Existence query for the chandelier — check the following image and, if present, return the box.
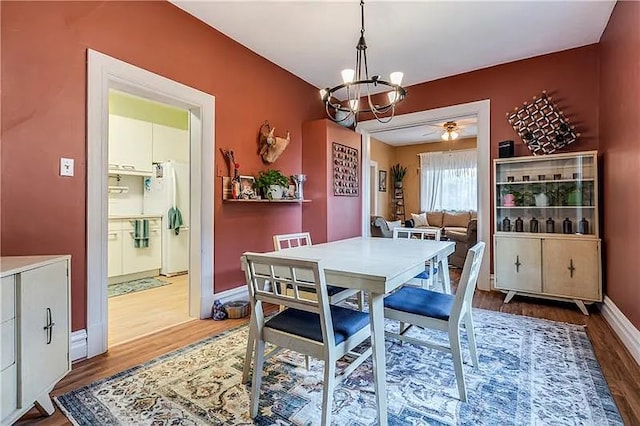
[320,0,407,126]
[441,121,459,141]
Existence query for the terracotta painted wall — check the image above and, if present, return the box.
[599,1,640,329]
[370,137,394,219]
[1,1,323,331]
[302,119,361,243]
[394,138,478,218]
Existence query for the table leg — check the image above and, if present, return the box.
[369,291,388,426]
[438,256,452,294]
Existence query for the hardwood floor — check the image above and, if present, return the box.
[108,274,192,347]
[18,276,640,425]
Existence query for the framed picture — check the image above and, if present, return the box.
[332,142,359,196]
[239,175,257,199]
[378,170,387,192]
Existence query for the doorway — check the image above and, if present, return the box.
[357,100,491,291]
[86,50,215,358]
[107,90,192,346]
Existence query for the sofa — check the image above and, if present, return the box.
[404,210,477,268]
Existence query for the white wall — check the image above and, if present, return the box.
[108,175,144,215]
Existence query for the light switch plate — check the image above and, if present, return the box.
[60,157,74,177]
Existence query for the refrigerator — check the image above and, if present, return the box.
[144,161,190,276]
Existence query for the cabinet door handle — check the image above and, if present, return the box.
[108,163,120,169]
[121,165,136,170]
[514,255,522,273]
[568,258,576,278]
[43,307,55,344]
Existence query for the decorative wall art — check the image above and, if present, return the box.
[378,170,387,192]
[258,121,290,164]
[506,91,581,156]
[332,142,359,196]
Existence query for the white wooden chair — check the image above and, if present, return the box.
[392,227,445,292]
[383,241,486,402]
[242,232,365,380]
[242,253,372,425]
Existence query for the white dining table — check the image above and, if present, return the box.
[246,236,455,426]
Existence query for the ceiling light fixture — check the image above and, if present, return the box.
[441,121,459,141]
[320,0,407,126]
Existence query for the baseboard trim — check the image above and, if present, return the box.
[600,296,640,367]
[71,329,88,362]
[213,285,249,305]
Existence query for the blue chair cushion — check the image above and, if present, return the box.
[384,286,454,321]
[265,305,369,345]
[414,267,438,280]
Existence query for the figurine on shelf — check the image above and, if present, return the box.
[292,174,307,200]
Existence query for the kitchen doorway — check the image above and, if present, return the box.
[86,50,214,358]
[107,91,192,346]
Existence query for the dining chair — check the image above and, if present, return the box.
[383,241,486,402]
[242,231,365,381]
[392,227,445,292]
[242,253,372,424]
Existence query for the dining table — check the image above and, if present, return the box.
[243,236,455,426]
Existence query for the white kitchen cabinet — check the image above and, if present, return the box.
[493,151,601,314]
[108,217,162,281]
[1,256,71,425]
[109,114,153,176]
[152,123,189,164]
[108,219,123,277]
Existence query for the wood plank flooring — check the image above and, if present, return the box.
[18,273,640,425]
[108,274,192,347]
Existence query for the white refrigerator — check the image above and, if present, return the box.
[144,161,190,276]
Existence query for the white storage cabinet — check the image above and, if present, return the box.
[1,255,71,425]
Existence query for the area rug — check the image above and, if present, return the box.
[55,310,623,425]
[108,277,170,298]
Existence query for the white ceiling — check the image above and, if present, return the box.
[170,0,615,145]
[372,116,478,145]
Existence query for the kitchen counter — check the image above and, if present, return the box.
[109,214,163,219]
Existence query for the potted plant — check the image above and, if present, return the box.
[390,163,407,188]
[254,169,290,200]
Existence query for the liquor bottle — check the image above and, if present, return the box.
[563,218,573,234]
[502,217,511,232]
[578,218,589,234]
[529,217,539,233]
[515,217,524,232]
[546,217,555,233]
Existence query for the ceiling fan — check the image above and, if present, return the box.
[420,118,476,141]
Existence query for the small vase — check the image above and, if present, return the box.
[502,217,511,232]
[578,218,589,234]
[546,217,555,233]
[503,194,515,207]
[515,217,524,232]
[563,218,573,234]
[530,217,539,233]
[394,181,403,189]
[534,193,549,207]
[267,185,283,200]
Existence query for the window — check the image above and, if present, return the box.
[419,150,477,212]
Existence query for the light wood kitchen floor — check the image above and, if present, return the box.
[108,274,193,347]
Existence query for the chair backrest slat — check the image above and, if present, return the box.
[451,241,486,323]
[242,252,335,346]
[273,232,312,250]
[393,227,441,241]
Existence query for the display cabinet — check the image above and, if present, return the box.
[493,150,601,314]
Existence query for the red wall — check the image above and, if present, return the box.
[599,1,640,329]
[302,119,362,243]
[0,1,323,331]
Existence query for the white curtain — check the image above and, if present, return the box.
[419,150,477,212]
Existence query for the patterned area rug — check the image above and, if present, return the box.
[108,277,170,298]
[55,310,623,425]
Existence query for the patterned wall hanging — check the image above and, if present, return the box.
[332,142,359,196]
[506,90,581,155]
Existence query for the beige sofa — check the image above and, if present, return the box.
[405,210,478,268]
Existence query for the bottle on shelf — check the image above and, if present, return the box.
[515,217,523,232]
[578,218,589,235]
[502,217,511,232]
[563,218,573,234]
[546,217,555,233]
[530,217,539,233]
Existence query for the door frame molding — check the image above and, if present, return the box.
[369,160,379,221]
[86,50,215,357]
[357,99,491,291]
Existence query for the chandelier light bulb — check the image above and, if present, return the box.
[390,72,404,86]
[442,132,449,141]
[387,91,397,103]
[450,131,459,140]
[320,88,328,100]
[349,99,359,111]
[341,69,355,84]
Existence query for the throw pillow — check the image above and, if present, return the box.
[410,212,428,227]
[386,220,402,230]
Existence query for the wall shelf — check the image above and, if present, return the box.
[223,199,311,204]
